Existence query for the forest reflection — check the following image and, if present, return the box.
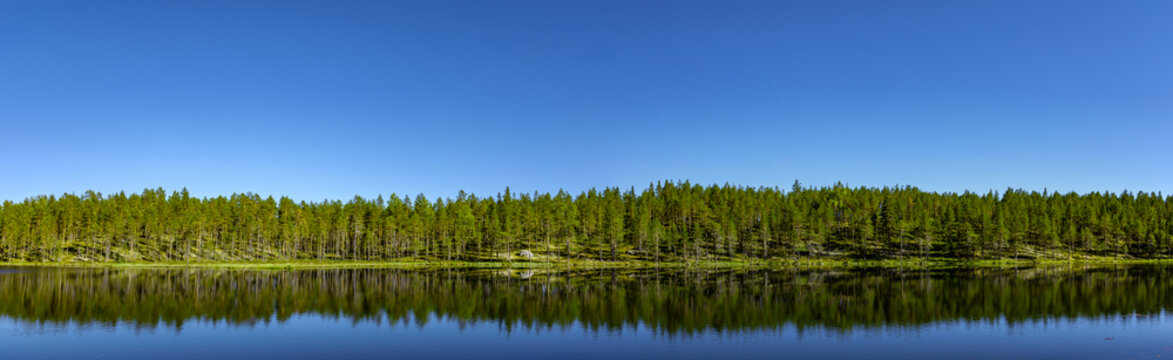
[0,265,1169,335]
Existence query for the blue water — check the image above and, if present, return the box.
[1,266,1171,359]
[4,312,1172,359]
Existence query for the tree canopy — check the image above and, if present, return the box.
[0,181,1169,262]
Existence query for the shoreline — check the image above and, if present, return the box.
[3,257,1171,270]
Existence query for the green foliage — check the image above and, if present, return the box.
[0,182,1170,262]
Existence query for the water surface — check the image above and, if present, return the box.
[1,266,1171,359]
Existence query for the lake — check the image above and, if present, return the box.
[1,265,1170,359]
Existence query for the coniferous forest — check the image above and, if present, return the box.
[0,181,1170,263]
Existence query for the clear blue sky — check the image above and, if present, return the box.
[2,1,1170,202]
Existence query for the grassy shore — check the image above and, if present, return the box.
[3,256,1172,270]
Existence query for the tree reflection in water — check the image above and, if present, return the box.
[0,265,1166,335]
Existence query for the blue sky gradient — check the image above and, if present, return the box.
[2,1,1170,201]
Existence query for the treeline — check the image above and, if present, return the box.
[0,181,1170,262]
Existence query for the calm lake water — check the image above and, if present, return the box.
[1,266,1171,359]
